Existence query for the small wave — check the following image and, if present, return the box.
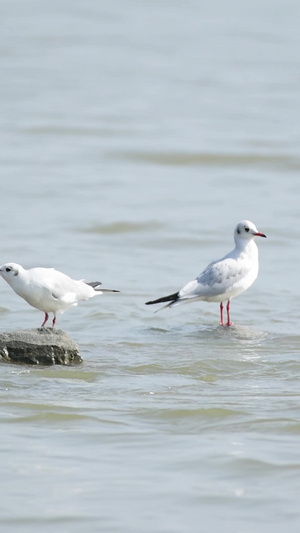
[3,411,98,424]
[82,220,164,235]
[152,407,245,419]
[24,126,133,138]
[107,150,300,170]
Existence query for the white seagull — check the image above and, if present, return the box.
[0,263,119,327]
[146,220,266,326]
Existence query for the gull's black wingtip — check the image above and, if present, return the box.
[145,292,179,306]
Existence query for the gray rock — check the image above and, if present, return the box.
[0,328,82,365]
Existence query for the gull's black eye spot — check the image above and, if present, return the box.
[237,228,241,234]
[245,227,250,232]
[5,267,12,272]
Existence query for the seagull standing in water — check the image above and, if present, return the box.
[146,220,266,326]
[0,263,119,327]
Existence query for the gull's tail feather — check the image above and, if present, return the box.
[86,281,120,293]
[145,291,179,307]
[100,288,120,293]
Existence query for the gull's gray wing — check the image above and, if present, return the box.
[178,256,244,300]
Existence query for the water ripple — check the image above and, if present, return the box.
[108,150,300,170]
[81,220,164,234]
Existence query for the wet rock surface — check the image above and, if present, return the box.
[0,328,82,365]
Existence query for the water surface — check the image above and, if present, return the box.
[1,1,300,532]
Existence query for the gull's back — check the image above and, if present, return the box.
[9,267,97,313]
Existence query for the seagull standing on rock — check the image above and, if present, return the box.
[146,220,266,326]
[0,263,119,327]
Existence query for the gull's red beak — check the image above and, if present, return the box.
[254,232,267,238]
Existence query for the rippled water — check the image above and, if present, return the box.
[1,0,300,531]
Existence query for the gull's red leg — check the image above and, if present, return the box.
[41,312,49,327]
[226,300,234,326]
[220,302,225,326]
[52,315,57,328]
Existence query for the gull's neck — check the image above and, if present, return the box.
[234,238,258,256]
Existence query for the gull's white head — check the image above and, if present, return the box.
[234,220,266,244]
[0,263,22,281]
